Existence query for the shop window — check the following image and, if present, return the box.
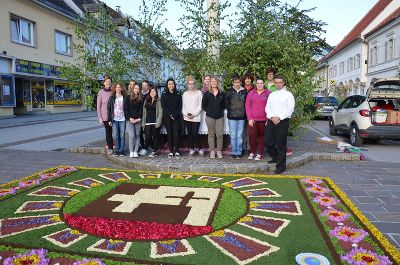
[46,81,80,105]
[55,31,71,55]
[0,75,15,107]
[10,15,34,46]
[46,80,55,103]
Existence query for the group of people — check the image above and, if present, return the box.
[96,68,295,174]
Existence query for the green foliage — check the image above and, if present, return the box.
[58,6,137,108]
[179,0,328,132]
[178,0,231,80]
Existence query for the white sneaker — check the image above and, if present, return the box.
[149,151,157,158]
[133,152,138,158]
[129,152,134,158]
[168,152,174,158]
[189,149,195,156]
[254,154,262,161]
[198,150,204,156]
[248,153,255,160]
[107,149,114,155]
[175,152,181,158]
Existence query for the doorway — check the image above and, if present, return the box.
[31,81,45,109]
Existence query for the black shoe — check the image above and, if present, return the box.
[114,151,120,156]
[267,159,277,164]
[274,168,286,174]
[236,155,242,159]
[230,154,237,158]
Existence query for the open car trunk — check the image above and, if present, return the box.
[367,78,400,126]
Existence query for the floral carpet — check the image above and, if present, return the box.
[0,166,399,265]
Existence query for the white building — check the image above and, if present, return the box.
[365,7,400,85]
[316,0,400,98]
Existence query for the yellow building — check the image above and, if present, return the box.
[0,0,84,117]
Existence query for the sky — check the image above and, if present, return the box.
[103,0,378,47]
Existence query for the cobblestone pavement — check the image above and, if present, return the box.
[0,149,399,249]
[86,126,338,156]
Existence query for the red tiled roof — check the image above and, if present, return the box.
[325,0,392,60]
[365,6,400,37]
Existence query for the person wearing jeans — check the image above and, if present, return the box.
[107,82,128,156]
[124,83,143,158]
[182,76,203,156]
[97,76,113,154]
[202,77,226,158]
[226,75,247,158]
[161,78,182,157]
[245,77,270,161]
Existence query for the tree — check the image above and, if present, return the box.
[177,0,231,82]
[58,4,138,108]
[178,0,328,132]
[59,1,182,108]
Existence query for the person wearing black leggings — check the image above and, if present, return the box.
[161,78,182,157]
[182,76,203,156]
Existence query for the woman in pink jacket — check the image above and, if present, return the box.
[245,77,271,160]
[97,76,113,155]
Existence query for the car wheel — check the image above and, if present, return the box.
[329,118,337,136]
[350,124,363,146]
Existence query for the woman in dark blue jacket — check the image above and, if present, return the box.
[161,78,182,157]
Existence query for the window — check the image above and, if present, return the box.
[355,54,360,68]
[347,57,353,72]
[55,31,71,55]
[349,96,366,108]
[334,65,337,77]
[10,15,34,46]
[339,97,352,109]
[370,46,378,65]
[385,39,394,60]
[339,62,344,75]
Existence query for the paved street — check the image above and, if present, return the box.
[0,113,399,249]
[310,119,400,163]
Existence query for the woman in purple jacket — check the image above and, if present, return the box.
[245,77,271,160]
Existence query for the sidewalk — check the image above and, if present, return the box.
[71,127,360,173]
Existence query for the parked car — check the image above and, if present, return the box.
[313,96,339,117]
[329,78,400,146]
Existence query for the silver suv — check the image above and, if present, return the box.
[329,78,400,146]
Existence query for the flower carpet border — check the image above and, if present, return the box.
[0,166,398,265]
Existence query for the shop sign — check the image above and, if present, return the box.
[15,59,60,77]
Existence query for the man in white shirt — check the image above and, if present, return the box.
[264,75,295,174]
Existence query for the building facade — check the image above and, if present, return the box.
[0,0,184,117]
[365,8,400,85]
[0,0,84,117]
[316,0,400,98]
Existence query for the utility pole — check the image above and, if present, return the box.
[207,0,220,59]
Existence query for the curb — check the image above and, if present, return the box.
[70,147,360,173]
